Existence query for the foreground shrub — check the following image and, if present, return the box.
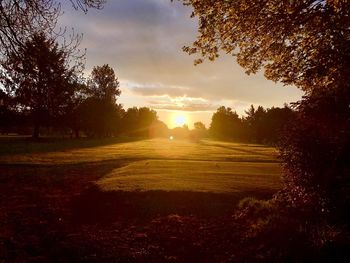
[279,87,350,222]
[233,196,350,262]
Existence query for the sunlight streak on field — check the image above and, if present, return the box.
[0,139,279,165]
[97,160,281,193]
[0,138,281,196]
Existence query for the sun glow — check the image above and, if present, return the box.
[173,112,187,127]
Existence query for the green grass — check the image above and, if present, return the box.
[98,160,281,193]
[0,137,281,194]
[0,138,278,164]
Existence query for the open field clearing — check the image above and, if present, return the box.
[0,137,281,194]
[0,138,278,165]
[0,137,282,262]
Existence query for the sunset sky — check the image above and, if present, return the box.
[60,0,303,128]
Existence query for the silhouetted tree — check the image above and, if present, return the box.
[138,107,158,137]
[149,120,169,138]
[210,106,242,140]
[1,33,77,138]
[190,121,207,141]
[87,64,121,103]
[122,107,139,137]
[262,106,295,144]
[122,107,158,137]
[171,124,190,139]
[79,98,124,137]
[243,105,294,144]
[0,0,105,58]
[61,81,89,138]
[0,89,16,134]
[77,64,122,137]
[243,105,266,143]
[194,121,206,131]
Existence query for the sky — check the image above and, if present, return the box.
[59,0,303,129]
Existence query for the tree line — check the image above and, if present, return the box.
[0,33,294,143]
[209,105,295,144]
[166,104,295,144]
[0,33,163,139]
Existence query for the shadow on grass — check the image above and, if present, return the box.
[0,160,278,262]
[71,185,275,225]
[0,161,129,262]
[0,136,143,156]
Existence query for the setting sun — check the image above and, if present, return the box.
[173,113,187,127]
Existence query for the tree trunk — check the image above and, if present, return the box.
[33,124,40,139]
[75,128,80,138]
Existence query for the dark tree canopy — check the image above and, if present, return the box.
[78,98,124,137]
[181,0,350,93]
[194,121,206,131]
[0,0,105,58]
[191,121,207,140]
[72,64,122,137]
[1,33,77,137]
[87,64,121,103]
[210,106,242,139]
[243,105,295,144]
[122,107,158,137]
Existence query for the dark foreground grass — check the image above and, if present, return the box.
[0,136,139,156]
[0,138,281,262]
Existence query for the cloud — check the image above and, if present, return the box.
[126,82,190,97]
[58,0,304,124]
[145,95,217,112]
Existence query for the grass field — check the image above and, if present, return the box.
[0,137,282,262]
[0,137,281,193]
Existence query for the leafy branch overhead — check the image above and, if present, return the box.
[180,0,350,92]
[0,0,105,58]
